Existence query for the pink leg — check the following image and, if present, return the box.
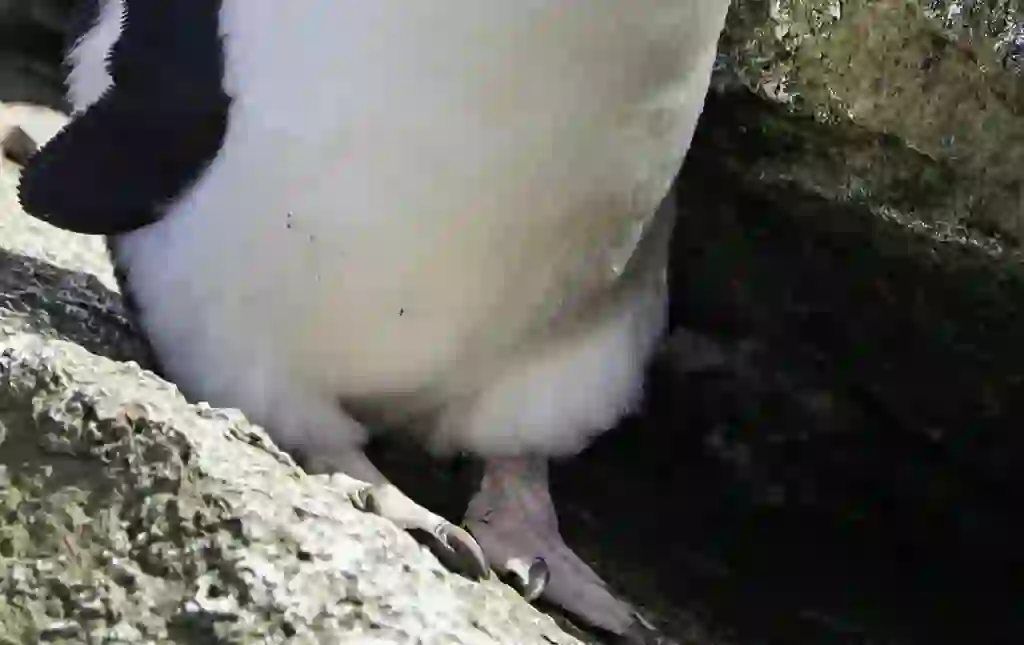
[464,456,671,644]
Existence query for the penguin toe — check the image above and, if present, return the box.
[348,480,489,581]
[421,521,490,582]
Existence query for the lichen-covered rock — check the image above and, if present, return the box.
[0,103,583,645]
[717,0,1024,244]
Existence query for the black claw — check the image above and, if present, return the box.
[349,489,489,581]
[522,557,549,602]
[493,556,549,602]
[350,486,375,513]
[426,522,490,581]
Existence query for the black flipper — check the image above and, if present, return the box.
[18,0,232,236]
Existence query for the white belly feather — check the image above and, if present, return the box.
[69,0,730,456]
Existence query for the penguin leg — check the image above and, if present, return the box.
[307,447,489,581]
[465,456,668,644]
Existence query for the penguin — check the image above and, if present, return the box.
[18,1,733,642]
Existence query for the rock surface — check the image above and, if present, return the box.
[719,0,1023,243]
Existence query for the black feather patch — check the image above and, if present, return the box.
[18,0,231,236]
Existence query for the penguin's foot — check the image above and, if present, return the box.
[464,456,673,644]
[308,449,489,581]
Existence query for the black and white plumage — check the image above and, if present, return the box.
[18,2,732,642]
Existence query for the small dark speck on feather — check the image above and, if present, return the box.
[399,308,405,316]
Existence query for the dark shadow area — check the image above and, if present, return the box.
[554,91,1024,644]
[0,3,71,111]
[0,246,145,363]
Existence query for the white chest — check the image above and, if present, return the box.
[91,0,730,403]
